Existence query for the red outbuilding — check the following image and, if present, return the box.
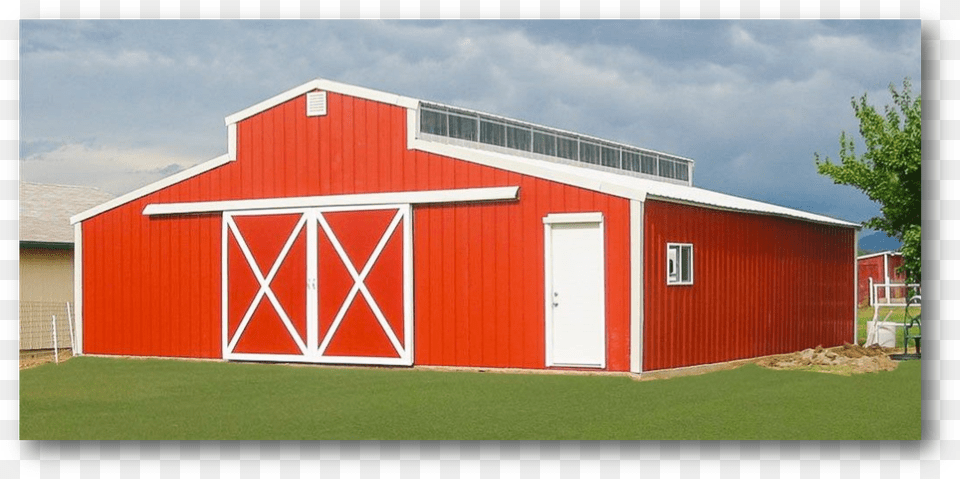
[857,251,907,307]
[71,79,858,373]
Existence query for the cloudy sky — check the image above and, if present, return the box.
[19,20,920,233]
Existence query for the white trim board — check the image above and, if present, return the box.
[71,154,233,224]
[853,230,859,345]
[73,222,83,356]
[143,186,519,216]
[542,212,604,224]
[629,200,643,374]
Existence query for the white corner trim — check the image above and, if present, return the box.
[542,212,604,225]
[228,123,237,162]
[71,154,234,224]
[402,203,415,365]
[407,106,419,151]
[224,78,419,126]
[543,221,554,368]
[853,230,859,345]
[630,200,643,374]
[144,186,520,216]
[73,222,83,356]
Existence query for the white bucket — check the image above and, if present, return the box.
[866,321,899,348]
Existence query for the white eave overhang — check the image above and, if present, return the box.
[410,140,859,229]
[858,250,902,260]
[70,154,234,225]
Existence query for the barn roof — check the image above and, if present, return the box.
[20,182,115,244]
[71,78,859,228]
[858,251,902,260]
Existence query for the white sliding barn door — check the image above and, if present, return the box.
[222,205,413,365]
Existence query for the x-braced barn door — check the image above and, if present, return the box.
[223,205,412,365]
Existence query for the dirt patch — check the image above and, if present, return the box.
[20,349,73,370]
[756,343,899,375]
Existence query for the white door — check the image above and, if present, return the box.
[544,213,606,368]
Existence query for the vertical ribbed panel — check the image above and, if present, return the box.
[642,200,855,371]
[81,92,633,371]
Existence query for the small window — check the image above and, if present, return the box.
[667,243,693,285]
[641,153,657,175]
[420,108,447,136]
[556,135,578,160]
[448,114,477,141]
[533,130,556,156]
[579,142,600,164]
[505,125,531,151]
[622,151,640,172]
[601,146,619,168]
[479,120,505,146]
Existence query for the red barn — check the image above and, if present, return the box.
[70,79,858,373]
[857,251,907,307]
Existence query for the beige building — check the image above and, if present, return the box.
[20,182,114,350]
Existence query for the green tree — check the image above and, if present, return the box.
[815,78,921,283]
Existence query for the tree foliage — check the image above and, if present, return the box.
[815,79,921,283]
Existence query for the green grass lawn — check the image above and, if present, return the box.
[857,305,921,349]
[20,357,920,440]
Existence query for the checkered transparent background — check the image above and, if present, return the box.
[2,1,955,477]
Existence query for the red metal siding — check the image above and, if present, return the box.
[857,256,883,306]
[643,200,855,371]
[82,92,632,370]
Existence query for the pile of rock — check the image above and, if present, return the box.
[757,343,898,374]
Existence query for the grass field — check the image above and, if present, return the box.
[857,305,921,350]
[20,357,920,440]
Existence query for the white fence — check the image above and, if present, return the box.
[868,278,919,307]
[19,301,75,351]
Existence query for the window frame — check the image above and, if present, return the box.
[666,243,694,285]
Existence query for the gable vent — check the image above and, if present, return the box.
[306,91,327,116]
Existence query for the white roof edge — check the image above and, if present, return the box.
[71,154,232,224]
[225,78,419,126]
[858,250,902,260]
[645,194,860,228]
[412,139,857,228]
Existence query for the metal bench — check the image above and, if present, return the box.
[903,295,921,356]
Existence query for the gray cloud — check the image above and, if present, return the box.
[19,20,920,225]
